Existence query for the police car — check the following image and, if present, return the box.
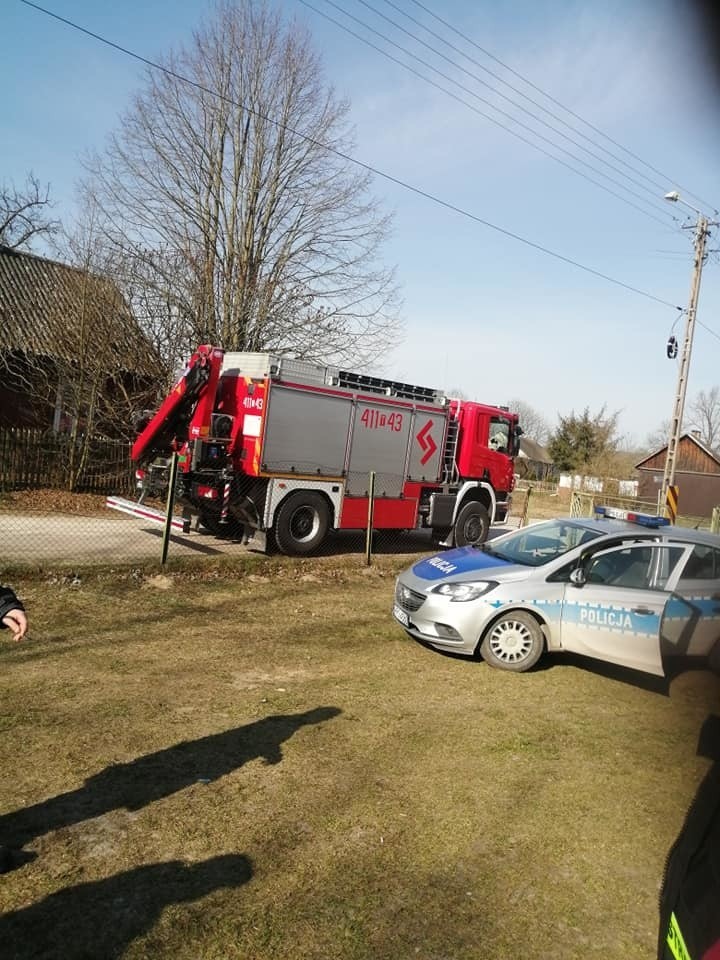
[392,507,720,675]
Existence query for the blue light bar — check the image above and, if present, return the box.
[594,505,671,527]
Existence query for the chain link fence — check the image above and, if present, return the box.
[9,429,720,576]
[1,438,521,571]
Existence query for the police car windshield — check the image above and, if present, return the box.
[482,520,602,567]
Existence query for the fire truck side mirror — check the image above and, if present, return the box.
[510,426,523,457]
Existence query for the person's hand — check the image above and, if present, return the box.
[2,609,28,641]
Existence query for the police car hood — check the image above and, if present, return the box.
[410,546,532,584]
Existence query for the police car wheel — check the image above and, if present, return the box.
[480,612,544,672]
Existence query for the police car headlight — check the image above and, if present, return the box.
[432,581,497,602]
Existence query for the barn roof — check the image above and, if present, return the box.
[635,432,720,472]
[0,244,161,378]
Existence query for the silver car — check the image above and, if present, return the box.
[392,508,720,675]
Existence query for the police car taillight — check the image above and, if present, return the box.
[594,505,670,527]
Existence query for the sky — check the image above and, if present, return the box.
[3,0,720,449]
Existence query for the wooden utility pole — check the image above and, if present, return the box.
[660,209,711,515]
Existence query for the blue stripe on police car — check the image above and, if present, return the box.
[412,546,512,580]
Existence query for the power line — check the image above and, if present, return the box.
[16,0,684,312]
[301,0,679,229]
[403,0,720,216]
[352,0,675,210]
[698,319,720,344]
[380,0,671,196]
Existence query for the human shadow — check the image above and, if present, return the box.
[1,853,252,960]
[0,706,341,850]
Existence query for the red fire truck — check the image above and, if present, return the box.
[114,345,521,555]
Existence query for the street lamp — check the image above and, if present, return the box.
[658,192,714,518]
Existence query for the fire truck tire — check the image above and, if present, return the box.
[453,501,490,547]
[273,492,330,555]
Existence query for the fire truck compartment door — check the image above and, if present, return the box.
[406,410,445,483]
[262,385,352,475]
[346,402,412,496]
[345,404,445,495]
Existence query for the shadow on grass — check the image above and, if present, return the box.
[542,651,672,694]
[401,630,716,697]
[547,651,720,695]
[1,853,253,960]
[1,706,341,850]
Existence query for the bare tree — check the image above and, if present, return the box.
[83,0,401,373]
[506,398,550,444]
[645,420,672,452]
[687,387,720,450]
[0,172,60,250]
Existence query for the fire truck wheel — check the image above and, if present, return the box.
[479,611,544,672]
[274,492,330,555]
[453,501,490,547]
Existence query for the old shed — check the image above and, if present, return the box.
[0,244,162,435]
[635,433,720,518]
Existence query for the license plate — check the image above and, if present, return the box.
[393,604,410,627]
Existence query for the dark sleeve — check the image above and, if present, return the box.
[0,585,25,626]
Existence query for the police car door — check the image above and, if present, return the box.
[560,543,680,676]
[663,543,720,661]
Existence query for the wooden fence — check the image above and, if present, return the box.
[0,427,134,494]
[569,490,713,530]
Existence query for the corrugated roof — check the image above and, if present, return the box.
[0,245,161,378]
[519,436,553,463]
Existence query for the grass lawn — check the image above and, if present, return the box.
[0,554,717,959]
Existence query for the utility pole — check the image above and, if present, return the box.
[659,192,716,516]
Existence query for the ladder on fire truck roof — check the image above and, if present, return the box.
[335,369,444,404]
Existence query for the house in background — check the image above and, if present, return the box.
[635,432,720,518]
[0,244,162,436]
[516,436,554,481]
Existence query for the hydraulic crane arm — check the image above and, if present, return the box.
[131,345,224,464]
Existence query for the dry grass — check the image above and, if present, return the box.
[0,554,717,959]
[0,489,109,516]
[514,485,573,521]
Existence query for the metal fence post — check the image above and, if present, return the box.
[365,471,376,566]
[161,452,180,565]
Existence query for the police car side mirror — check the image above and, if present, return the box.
[570,568,586,587]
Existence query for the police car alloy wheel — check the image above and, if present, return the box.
[479,611,545,672]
